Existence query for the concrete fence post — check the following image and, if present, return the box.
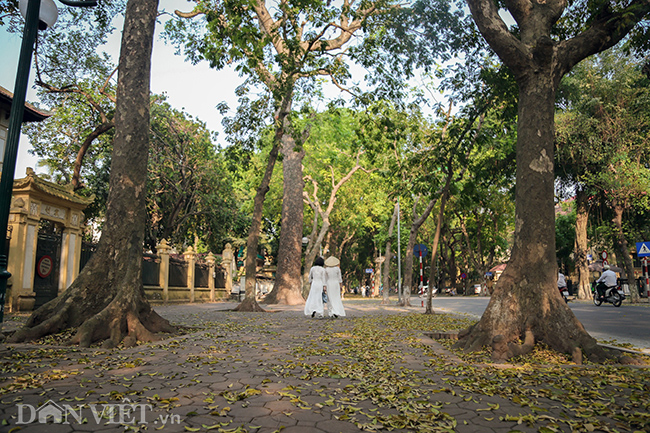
[157,239,171,303]
[206,252,216,302]
[184,246,196,303]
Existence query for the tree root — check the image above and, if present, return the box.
[234,297,267,312]
[491,328,534,362]
[7,304,70,344]
[8,288,175,348]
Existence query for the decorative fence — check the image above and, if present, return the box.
[143,240,232,304]
[81,240,235,304]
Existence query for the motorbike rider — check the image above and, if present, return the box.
[558,271,567,290]
[595,264,617,299]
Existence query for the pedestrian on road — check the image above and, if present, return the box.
[324,256,346,318]
[304,256,327,318]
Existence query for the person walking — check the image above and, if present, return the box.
[324,256,346,318]
[304,257,327,318]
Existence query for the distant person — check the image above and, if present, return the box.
[324,256,346,318]
[304,257,327,318]
[558,271,567,290]
[595,264,617,299]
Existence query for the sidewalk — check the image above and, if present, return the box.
[0,300,648,432]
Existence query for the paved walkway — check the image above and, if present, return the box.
[0,300,648,432]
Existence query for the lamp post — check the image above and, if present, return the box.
[0,0,96,325]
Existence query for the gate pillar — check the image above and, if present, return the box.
[6,169,92,311]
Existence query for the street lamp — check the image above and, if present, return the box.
[0,0,97,325]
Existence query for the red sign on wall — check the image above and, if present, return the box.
[37,255,53,278]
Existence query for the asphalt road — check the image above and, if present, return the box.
[419,295,650,352]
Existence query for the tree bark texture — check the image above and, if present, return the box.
[456,81,603,360]
[9,0,174,347]
[234,141,279,312]
[263,133,305,305]
[612,200,639,303]
[236,98,291,312]
[401,197,438,307]
[574,188,591,299]
[382,202,399,305]
[458,0,649,362]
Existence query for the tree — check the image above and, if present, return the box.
[147,97,244,253]
[556,50,650,301]
[168,0,398,308]
[456,0,650,362]
[16,1,125,191]
[299,110,371,296]
[9,0,174,347]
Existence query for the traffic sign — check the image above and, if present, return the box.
[636,242,650,257]
[460,272,467,279]
[413,244,428,258]
[37,255,53,278]
[601,251,608,259]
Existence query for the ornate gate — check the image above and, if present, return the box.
[33,230,62,309]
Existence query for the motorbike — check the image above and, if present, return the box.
[559,286,569,303]
[591,281,625,307]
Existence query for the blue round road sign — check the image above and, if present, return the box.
[413,244,428,258]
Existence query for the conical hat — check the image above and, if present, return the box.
[324,256,340,267]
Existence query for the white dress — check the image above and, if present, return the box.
[325,266,346,317]
[304,266,327,317]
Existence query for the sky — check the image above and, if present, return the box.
[0,0,246,179]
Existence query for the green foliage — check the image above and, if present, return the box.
[146,96,247,253]
[556,211,576,274]
[556,48,650,251]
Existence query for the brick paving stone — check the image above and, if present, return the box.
[5,422,74,433]
[290,408,330,422]
[2,301,648,433]
[264,399,298,413]
[283,423,324,432]
[226,403,272,419]
[316,418,365,432]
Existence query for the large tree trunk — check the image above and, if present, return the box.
[263,132,305,305]
[456,76,604,362]
[9,0,174,347]
[235,97,291,312]
[400,197,437,307]
[612,200,639,303]
[574,187,591,299]
[233,142,279,312]
[382,202,399,305]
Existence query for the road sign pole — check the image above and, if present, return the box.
[643,257,650,299]
[419,251,423,291]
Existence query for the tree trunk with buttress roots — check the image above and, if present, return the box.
[234,98,290,312]
[458,0,650,363]
[381,202,398,305]
[613,200,640,303]
[574,188,591,299]
[9,0,175,348]
[455,77,608,362]
[263,130,306,305]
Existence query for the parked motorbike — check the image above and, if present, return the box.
[559,286,569,303]
[591,282,625,307]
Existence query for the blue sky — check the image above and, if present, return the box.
[0,0,244,178]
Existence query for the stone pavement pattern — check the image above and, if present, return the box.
[0,300,648,433]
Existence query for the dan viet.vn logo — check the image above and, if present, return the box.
[16,399,181,426]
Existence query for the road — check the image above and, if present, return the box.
[419,295,650,352]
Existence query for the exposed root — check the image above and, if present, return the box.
[234,297,267,312]
[8,285,175,348]
[491,328,534,362]
[7,306,70,343]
